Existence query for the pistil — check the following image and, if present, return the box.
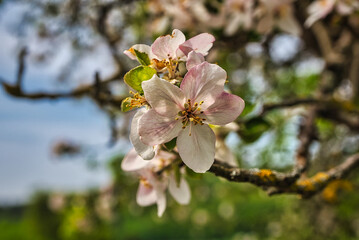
[175,99,206,135]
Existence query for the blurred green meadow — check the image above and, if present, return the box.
[1,154,358,240]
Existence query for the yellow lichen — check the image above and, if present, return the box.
[256,169,276,182]
[295,172,330,192]
[296,179,315,191]
[322,180,353,203]
[311,172,330,183]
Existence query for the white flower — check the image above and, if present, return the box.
[122,148,191,217]
[124,29,215,72]
[257,0,302,36]
[138,62,245,173]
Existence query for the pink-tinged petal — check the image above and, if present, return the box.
[124,44,154,60]
[186,51,205,70]
[180,62,226,109]
[151,29,186,60]
[157,150,177,162]
[156,189,167,217]
[168,174,191,205]
[123,50,137,60]
[305,0,335,27]
[177,124,216,173]
[130,109,155,160]
[138,109,182,146]
[204,92,245,125]
[142,75,185,117]
[136,182,157,206]
[179,33,215,56]
[121,148,150,171]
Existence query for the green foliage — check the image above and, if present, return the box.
[273,69,320,99]
[120,97,133,112]
[134,49,151,66]
[124,66,156,93]
[164,138,177,151]
[238,117,271,143]
[316,118,336,140]
[1,160,359,240]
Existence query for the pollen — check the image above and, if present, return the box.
[126,91,147,110]
[175,99,206,135]
[140,177,153,189]
[128,47,136,56]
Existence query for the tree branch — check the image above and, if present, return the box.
[209,153,359,198]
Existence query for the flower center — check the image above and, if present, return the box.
[175,99,206,133]
[140,177,153,189]
[125,91,147,110]
[152,57,179,79]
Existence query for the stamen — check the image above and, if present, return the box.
[140,177,152,188]
[126,91,147,109]
[175,99,206,130]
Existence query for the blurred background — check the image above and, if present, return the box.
[1,0,359,239]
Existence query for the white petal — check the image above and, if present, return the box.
[180,62,226,109]
[177,124,216,173]
[124,44,155,60]
[178,33,215,56]
[130,109,155,160]
[156,189,167,217]
[168,174,191,205]
[132,44,155,59]
[123,50,137,60]
[186,51,205,70]
[142,75,185,117]
[138,109,183,146]
[121,148,150,171]
[204,92,245,126]
[151,29,186,60]
[136,182,157,206]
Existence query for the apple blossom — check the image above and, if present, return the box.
[138,62,245,173]
[305,0,359,27]
[124,29,215,78]
[122,148,191,217]
[186,51,205,70]
[257,0,302,36]
[224,0,254,36]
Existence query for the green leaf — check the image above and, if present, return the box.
[124,66,156,93]
[134,49,151,66]
[240,102,256,117]
[164,138,177,151]
[121,97,133,112]
[238,117,271,143]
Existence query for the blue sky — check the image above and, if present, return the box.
[0,2,130,205]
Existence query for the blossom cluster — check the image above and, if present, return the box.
[146,0,359,36]
[121,29,245,216]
